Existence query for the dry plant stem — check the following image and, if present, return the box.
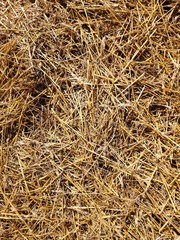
[0,0,180,239]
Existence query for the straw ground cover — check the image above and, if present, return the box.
[0,0,179,239]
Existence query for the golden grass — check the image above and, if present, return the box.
[0,0,180,239]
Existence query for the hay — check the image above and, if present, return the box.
[0,0,179,239]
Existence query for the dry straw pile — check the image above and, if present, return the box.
[0,0,179,239]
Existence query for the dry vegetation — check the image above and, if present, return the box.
[0,0,180,239]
